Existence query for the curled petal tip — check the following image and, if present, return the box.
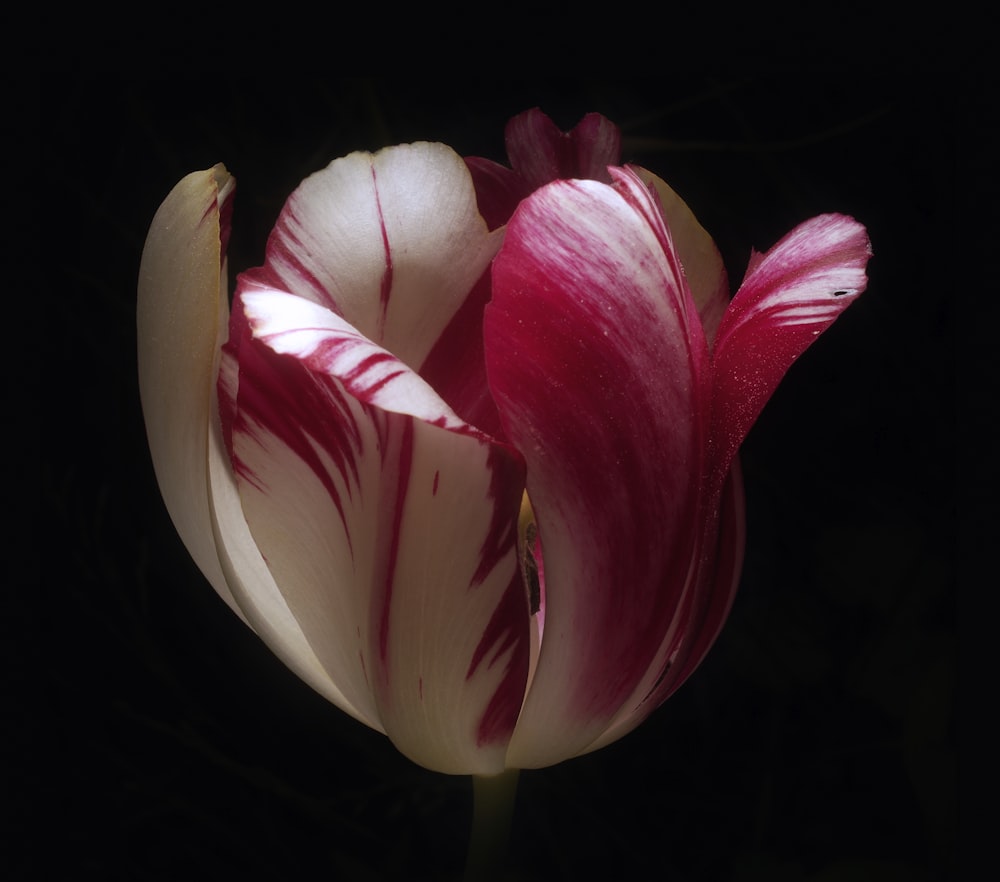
[709,211,872,484]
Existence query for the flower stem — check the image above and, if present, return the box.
[464,769,519,882]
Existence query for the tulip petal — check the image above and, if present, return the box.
[464,156,530,231]
[249,142,503,373]
[504,108,621,188]
[206,406,381,728]
[579,462,746,754]
[417,269,508,442]
[137,165,242,615]
[486,170,710,768]
[138,166,371,721]
[710,214,872,483]
[635,167,730,347]
[226,288,529,774]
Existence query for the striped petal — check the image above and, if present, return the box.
[138,165,375,722]
[579,462,745,755]
[226,288,530,775]
[486,169,710,769]
[709,214,872,485]
[250,142,503,373]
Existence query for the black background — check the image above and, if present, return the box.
[24,74,956,880]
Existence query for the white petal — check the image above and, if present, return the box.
[258,141,503,371]
[228,290,530,773]
[137,165,243,616]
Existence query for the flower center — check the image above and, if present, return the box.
[518,491,541,615]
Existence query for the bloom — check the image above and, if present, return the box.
[138,111,871,775]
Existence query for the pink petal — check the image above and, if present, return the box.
[709,213,872,485]
[485,171,711,768]
[504,108,621,189]
[580,461,746,754]
[226,288,530,774]
[465,110,621,232]
[464,156,531,231]
[417,269,508,442]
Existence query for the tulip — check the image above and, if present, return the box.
[138,110,871,779]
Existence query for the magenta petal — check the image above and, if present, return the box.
[565,112,624,181]
[710,213,872,484]
[418,269,507,441]
[464,157,531,231]
[486,174,709,767]
[504,108,621,188]
[580,462,746,755]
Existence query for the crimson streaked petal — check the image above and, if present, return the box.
[486,174,710,768]
[228,291,529,774]
[417,269,508,441]
[206,398,381,728]
[660,460,747,694]
[240,286,470,430]
[250,142,502,372]
[579,462,746,755]
[710,213,872,482]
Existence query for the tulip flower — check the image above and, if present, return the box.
[138,110,871,780]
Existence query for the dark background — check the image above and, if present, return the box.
[23,74,955,880]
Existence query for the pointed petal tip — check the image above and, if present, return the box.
[138,165,239,611]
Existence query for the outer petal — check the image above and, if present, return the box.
[247,142,503,372]
[138,166,372,722]
[579,462,745,754]
[227,289,529,775]
[486,170,710,768]
[137,165,241,614]
[710,214,872,485]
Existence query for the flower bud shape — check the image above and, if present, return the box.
[138,110,871,774]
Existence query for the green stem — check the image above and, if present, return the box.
[463,769,520,882]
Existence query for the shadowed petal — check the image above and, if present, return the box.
[464,157,530,231]
[505,108,621,188]
[579,463,745,755]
